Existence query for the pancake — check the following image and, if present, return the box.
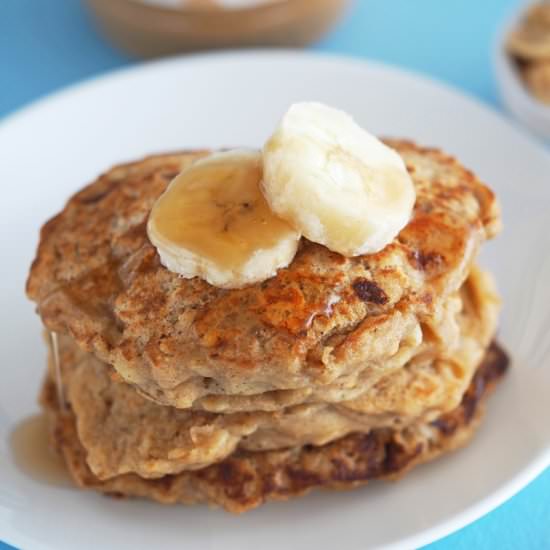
[41,342,509,513]
[44,267,498,479]
[27,142,501,409]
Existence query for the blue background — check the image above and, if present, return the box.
[1,1,549,548]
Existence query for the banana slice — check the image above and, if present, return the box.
[147,150,300,289]
[262,102,416,257]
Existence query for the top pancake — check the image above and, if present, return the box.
[26,141,501,408]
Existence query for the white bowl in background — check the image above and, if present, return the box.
[494,0,550,141]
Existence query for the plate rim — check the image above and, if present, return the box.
[2,47,550,161]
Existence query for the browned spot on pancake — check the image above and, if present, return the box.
[421,293,433,306]
[432,342,509,430]
[253,266,343,334]
[162,171,180,181]
[79,187,115,205]
[430,417,458,436]
[286,467,321,488]
[482,345,510,382]
[409,250,444,271]
[219,461,237,484]
[352,278,388,304]
[384,441,418,474]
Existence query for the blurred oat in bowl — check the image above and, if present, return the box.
[507,2,550,62]
[523,61,550,104]
[86,0,351,57]
[507,1,550,104]
[495,1,550,140]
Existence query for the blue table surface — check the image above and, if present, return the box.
[1,1,549,548]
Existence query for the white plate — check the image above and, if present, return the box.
[1,51,549,550]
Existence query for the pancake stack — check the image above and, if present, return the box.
[26,141,508,512]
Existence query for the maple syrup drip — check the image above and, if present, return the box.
[10,414,71,488]
[304,293,342,329]
[49,331,66,412]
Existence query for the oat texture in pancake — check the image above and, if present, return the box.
[43,266,499,479]
[27,142,501,409]
[41,343,509,513]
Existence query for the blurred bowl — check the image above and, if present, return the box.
[494,0,550,141]
[86,0,351,58]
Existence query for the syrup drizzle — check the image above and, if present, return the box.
[49,331,66,412]
[304,293,342,329]
[10,414,71,488]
